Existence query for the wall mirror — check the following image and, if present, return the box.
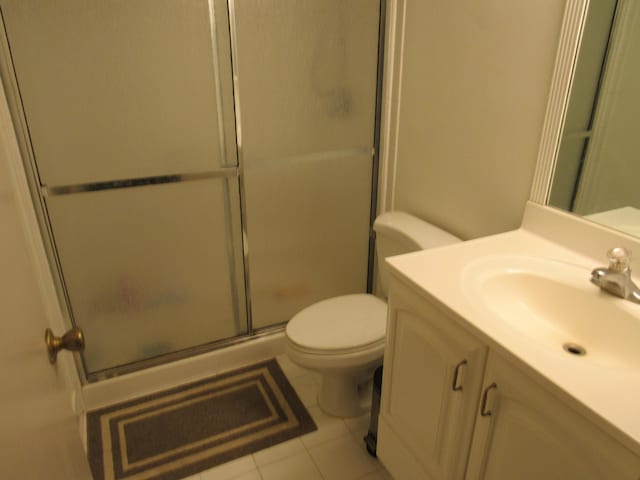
[533,0,640,237]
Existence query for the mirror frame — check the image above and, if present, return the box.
[530,0,590,204]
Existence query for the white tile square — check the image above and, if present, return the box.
[308,435,380,480]
[228,471,262,480]
[252,437,306,467]
[200,455,257,480]
[344,413,371,443]
[258,451,323,480]
[356,469,394,480]
[301,405,351,448]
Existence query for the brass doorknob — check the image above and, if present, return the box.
[45,327,85,364]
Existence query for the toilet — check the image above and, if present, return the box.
[285,211,461,417]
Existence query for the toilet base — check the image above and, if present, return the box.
[284,340,384,418]
[318,373,373,418]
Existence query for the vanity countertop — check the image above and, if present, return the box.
[385,203,640,456]
[586,206,640,238]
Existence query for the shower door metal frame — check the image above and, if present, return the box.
[227,0,387,316]
[369,0,387,293]
[0,0,247,383]
[0,0,387,383]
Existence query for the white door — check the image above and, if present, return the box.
[0,85,92,478]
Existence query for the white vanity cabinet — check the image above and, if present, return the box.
[377,279,488,480]
[466,352,640,480]
[378,276,640,480]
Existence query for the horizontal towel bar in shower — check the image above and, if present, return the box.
[42,168,239,196]
[243,148,375,170]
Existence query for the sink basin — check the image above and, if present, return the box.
[463,255,640,371]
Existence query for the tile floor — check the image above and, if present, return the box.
[179,355,393,480]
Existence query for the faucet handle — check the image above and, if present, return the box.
[607,247,631,272]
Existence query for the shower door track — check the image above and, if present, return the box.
[88,324,286,382]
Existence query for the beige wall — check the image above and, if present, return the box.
[386,0,567,239]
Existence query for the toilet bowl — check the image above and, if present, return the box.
[286,294,386,417]
[285,212,461,417]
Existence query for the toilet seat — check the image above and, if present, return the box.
[285,294,387,355]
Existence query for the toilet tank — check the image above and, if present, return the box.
[373,211,461,297]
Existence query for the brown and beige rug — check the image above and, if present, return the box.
[87,358,316,480]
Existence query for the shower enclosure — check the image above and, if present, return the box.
[0,0,384,380]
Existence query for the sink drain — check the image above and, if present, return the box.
[563,342,586,356]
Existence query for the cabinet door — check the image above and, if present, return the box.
[466,352,640,480]
[378,281,487,480]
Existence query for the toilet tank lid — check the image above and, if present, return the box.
[373,211,462,250]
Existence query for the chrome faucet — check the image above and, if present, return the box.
[590,247,640,303]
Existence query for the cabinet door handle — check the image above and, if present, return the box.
[480,383,497,417]
[452,359,467,391]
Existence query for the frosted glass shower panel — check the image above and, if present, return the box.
[234,0,380,162]
[246,152,372,329]
[1,0,236,185]
[45,179,246,373]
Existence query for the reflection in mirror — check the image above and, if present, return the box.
[550,0,640,236]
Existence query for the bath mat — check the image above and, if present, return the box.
[87,358,316,480]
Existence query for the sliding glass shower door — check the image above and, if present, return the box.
[232,0,381,328]
[1,0,247,374]
[0,0,382,378]
[45,179,246,373]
